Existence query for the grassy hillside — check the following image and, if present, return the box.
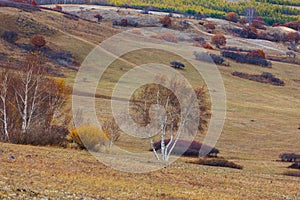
[0,5,299,199]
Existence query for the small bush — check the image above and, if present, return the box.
[30,34,46,48]
[225,12,238,23]
[211,34,226,47]
[247,49,266,59]
[1,30,18,43]
[159,16,172,27]
[68,125,109,151]
[151,139,220,157]
[191,157,243,169]
[170,61,185,69]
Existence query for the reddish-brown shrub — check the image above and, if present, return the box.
[202,43,213,49]
[241,26,258,39]
[285,32,300,43]
[225,12,238,23]
[204,22,215,32]
[247,49,266,59]
[159,16,172,27]
[54,5,62,11]
[30,35,46,48]
[211,34,226,47]
[252,16,265,29]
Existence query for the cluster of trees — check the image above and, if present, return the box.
[31,0,300,25]
[255,0,300,7]
[0,54,70,145]
[102,0,299,25]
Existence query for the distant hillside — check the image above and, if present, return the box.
[33,0,300,25]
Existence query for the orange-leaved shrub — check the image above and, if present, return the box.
[225,12,238,23]
[30,34,46,48]
[247,49,266,59]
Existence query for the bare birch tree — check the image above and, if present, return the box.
[0,72,11,141]
[245,7,257,26]
[130,75,210,161]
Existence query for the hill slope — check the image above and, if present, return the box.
[0,5,299,199]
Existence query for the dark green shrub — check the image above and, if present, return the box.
[1,30,18,43]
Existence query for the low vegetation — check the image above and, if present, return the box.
[151,139,220,157]
[190,157,243,170]
[232,71,285,86]
[279,153,300,162]
[221,51,272,67]
[194,51,226,65]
